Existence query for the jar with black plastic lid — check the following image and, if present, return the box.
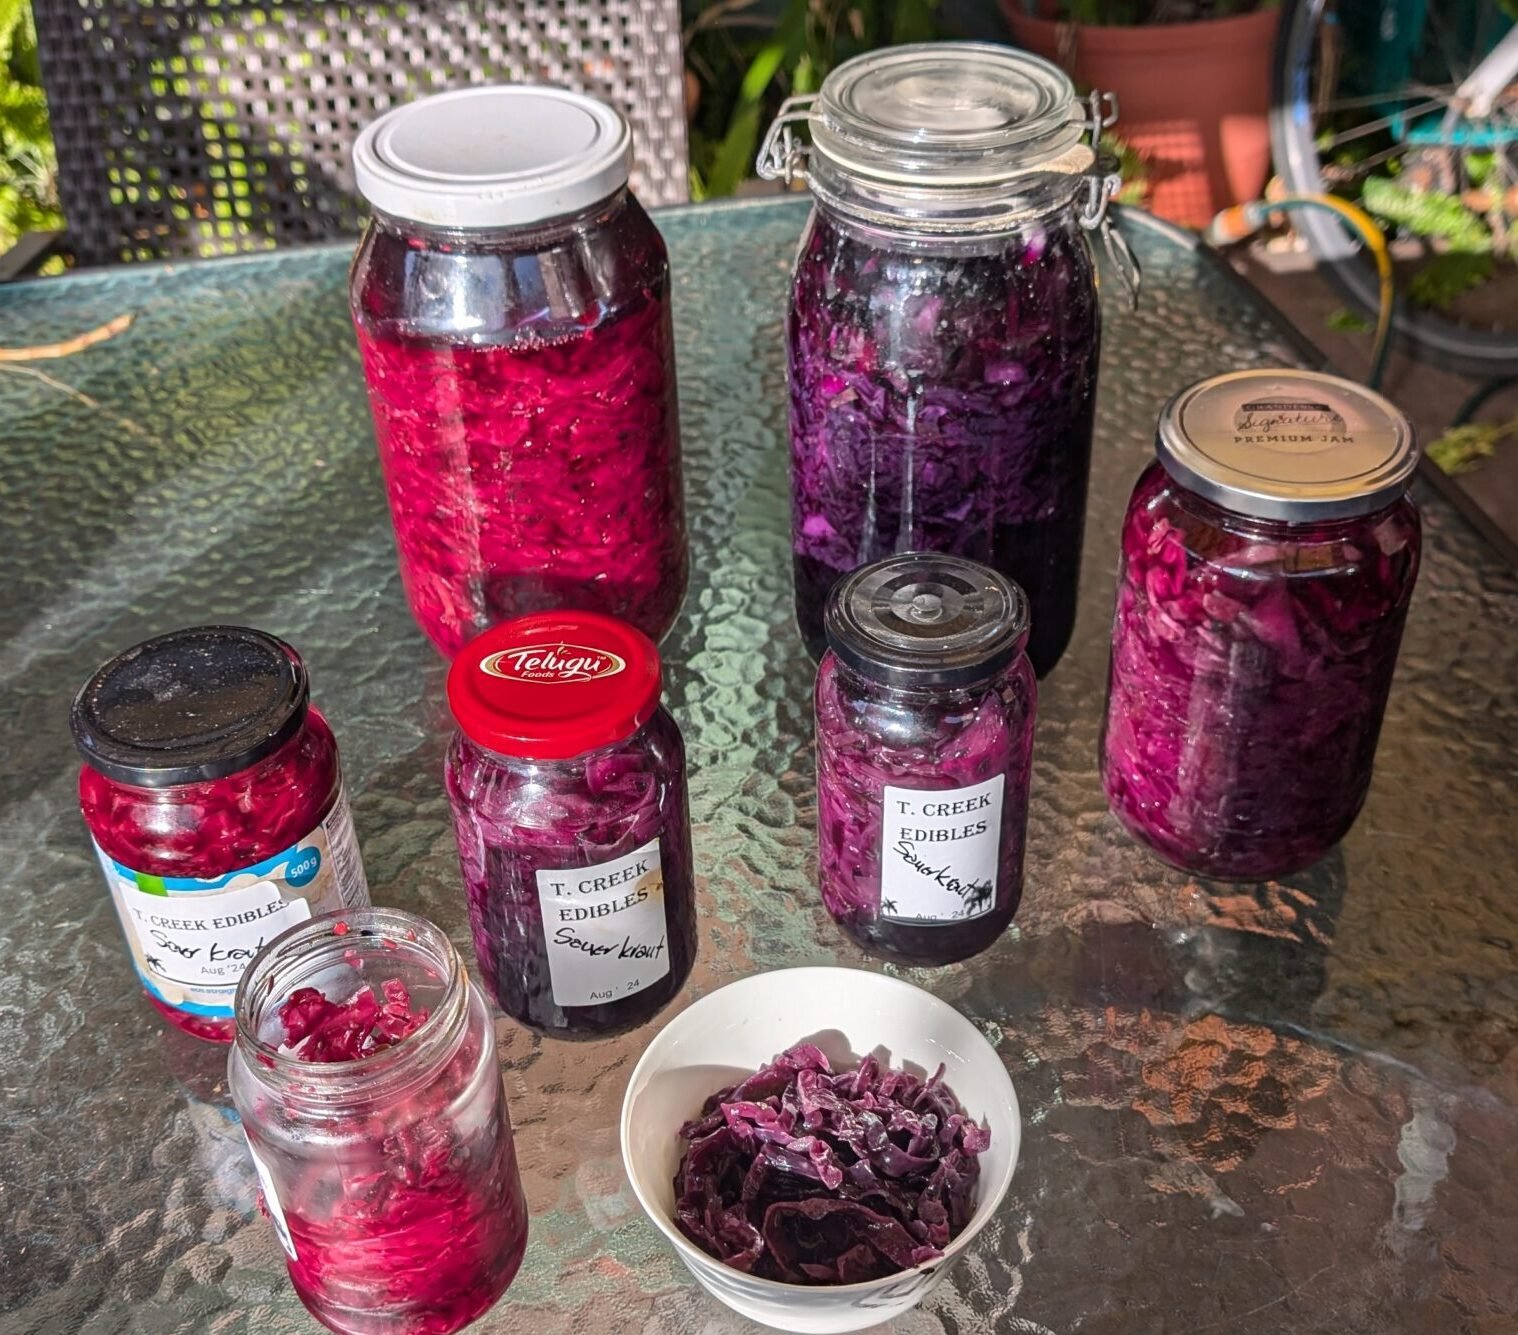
[71,626,370,1041]
[814,552,1038,965]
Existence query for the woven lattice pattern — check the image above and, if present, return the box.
[33,0,689,266]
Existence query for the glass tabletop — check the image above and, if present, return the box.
[2,196,1516,1335]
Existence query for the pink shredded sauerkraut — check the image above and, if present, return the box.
[351,196,688,657]
[268,980,527,1335]
[673,1043,989,1284]
[78,709,343,1042]
[814,653,1035,965]
[1100,463,1421,879]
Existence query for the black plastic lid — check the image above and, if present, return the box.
[824,553,1030,688]
[70,626,310,787]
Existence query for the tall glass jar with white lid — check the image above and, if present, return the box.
[759,43,1129,677]
[350,87,687,658]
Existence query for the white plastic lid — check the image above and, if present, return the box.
[352,86,632,229]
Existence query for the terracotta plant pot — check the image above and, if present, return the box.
[1003,7,1280,228]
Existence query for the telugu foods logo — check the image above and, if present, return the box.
[481,643,627,684]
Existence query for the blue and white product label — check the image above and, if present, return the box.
[535,837,669,1007]
[95,783,370,1018]
[879,776,1004,923]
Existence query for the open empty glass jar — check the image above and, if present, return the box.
[230,909,528,1335]
[814,553,1038,966]
[1101,370,1422,880]
[350,86,688,657]
[760,43,1121,676]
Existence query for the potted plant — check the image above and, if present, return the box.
[1000,1,1280,228]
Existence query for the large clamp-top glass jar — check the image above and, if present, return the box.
[350,86,688,657]
[759,43,1128,676]
[1101,370,1422,881]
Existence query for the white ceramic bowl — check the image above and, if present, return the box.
[620,967,1021,1333]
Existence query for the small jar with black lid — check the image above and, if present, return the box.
[814,553,1038,966]
[72,626,370,1041]
[444,610,697,1037]
[1101,369,1422,880]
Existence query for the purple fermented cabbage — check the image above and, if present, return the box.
[1100,463,1421,880]
[445,708,697,1036]
[814,652,1036,966]
[787,207,1100,675]
[350,196,688,657]
[673,1043,989,1285]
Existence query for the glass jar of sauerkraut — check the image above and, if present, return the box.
[72,626,371,1042]
[815,553,1037,966]
[229,909,528,1335]
[444,610,697,1037]
[350,86,688,658]
[759,44,1128,676]
[1101,370,1423,881]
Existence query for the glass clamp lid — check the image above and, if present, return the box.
[1156,369,1419,522]
[757,42,1124,234]
[825,553,1030,689]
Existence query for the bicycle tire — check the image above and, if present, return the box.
[1270,0,1518,375]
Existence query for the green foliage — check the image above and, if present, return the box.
[1407,252,1496,310]
[1426,418,1518,475]
[1360,175,1492,253]
[0,0,61,252]
[1100,132,1149,206]
[685,0,943,199]
[1326,307,1372,333]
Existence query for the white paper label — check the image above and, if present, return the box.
[879,776,1004,923]
[245,1137,297,1260]
[95,781,371,1017]
[535,837,670,1007]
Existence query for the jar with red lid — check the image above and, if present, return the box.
[444,610,697,1037]
[71,626,370,1041]
[349,86,688,657]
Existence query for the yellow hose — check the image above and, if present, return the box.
[1206,192,1395,388]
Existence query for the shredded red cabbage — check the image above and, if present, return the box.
[673,1044,988,1285]
[79,709,343,1042]
[268,980,527,1334]
[814,654,1035,965]
[787,207,1100,675]
[1101,463,1421,879]
[351,198,688,657]
[445,708,697,1036]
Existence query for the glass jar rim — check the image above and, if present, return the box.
[234,908,469,1104]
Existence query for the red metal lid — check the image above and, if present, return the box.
[447,611,662,761]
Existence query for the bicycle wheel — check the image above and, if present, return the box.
[1271,0,1518,373]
